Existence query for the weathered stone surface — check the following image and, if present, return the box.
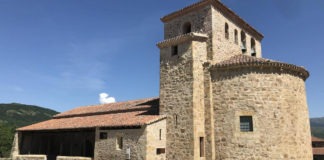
[146,120,166,160]
[56,156,91,160]
[159,1,312,160]
[14,155,46,160]
[94,119,166,160]
[94,127,146,160]
[211,68,313,159]
[211,7,262,63]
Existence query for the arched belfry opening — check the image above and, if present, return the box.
[182,22,192,34]
[234,29,238,44]
[251,38,256,56]
[225,23,229,39]
[241,31,246,53]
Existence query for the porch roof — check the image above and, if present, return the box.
[18,98,164,131]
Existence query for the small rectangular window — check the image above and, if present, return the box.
[156,148,165,155]
[116,136,123,150]
[159,129,162,140]
[240,116,253,132]
[171,45,178,56]
[200,137,205,157]
[175,114,178,127]
[99,132,107,139]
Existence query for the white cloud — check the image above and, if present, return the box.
[99,92,116,104]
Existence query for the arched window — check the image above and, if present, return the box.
[234,29,238,44]
[241,31,246,53]
[225,23,229,39]
[251,38,256,57]
[182,22,191,34]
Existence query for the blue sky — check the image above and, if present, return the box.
[0,0,323,118]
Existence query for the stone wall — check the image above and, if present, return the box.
[192,41,207,160]
[211,6,262,63]
[146,120,166,160]
[14,155,46,160]
[163,6,211,40]
[94,127,146,160]
[162,4,262,64]
[203,63,215,160]
[159,35,208,159]
[163,5,214,61]
[159,41,196,160]
[211,67,313,160]
[56,156,91,160]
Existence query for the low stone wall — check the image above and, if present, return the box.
[56,156,91,160]
[14,155,46,160]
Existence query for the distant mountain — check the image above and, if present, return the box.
[0,103,58,157]
[0,103,58,127]
[310,117,324,139]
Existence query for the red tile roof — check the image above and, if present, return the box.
[313,136,324,142]
[210,55,309,81]
[215,54,273,66]
[18,98,165,131]
[313,148,324,155]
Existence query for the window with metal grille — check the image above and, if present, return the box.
[240,116,253,132]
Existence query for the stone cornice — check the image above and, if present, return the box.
[161,0,264,41]
[210,60,310,81]
[157,32,208,49]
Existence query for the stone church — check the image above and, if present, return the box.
[13,0,313,160]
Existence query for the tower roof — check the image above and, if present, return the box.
[161,0,263,41]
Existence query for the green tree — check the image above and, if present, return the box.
[0,123,14,158]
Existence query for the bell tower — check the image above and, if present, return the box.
[157,2,211,159]
[157,0,264,159]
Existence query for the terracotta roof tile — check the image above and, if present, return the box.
[17,98,164,131]
[211,55,309,80]
[312,136,324,142]
[313,147,324,155]
[215,54,273,66]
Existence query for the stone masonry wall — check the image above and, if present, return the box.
[163,4,262,64]
[211,7,262,63]
[163,6,214,60]
[192,41,207,160]
[203,63,215,160]
[159,37,208,159]
[159,41,195,160]
[56,156,91,160]
[211,67,313,160]
[164,6,211,40]
[14,155,46,160]
[146,120,166,160]
[94,127,146,160]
